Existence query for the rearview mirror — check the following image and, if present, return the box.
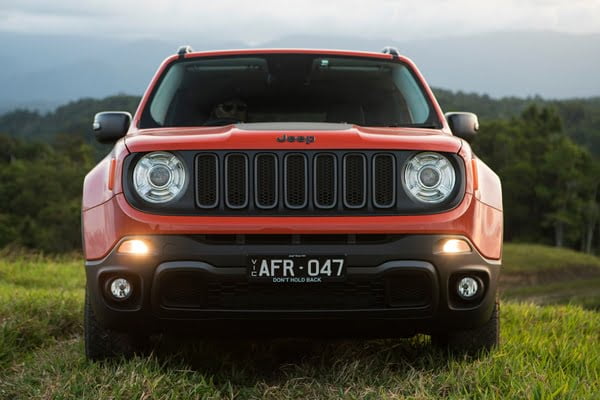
[445,112,479,143]
[93,112,132,144]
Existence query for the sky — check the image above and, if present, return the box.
[1,0,599,43]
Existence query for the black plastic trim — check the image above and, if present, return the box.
[381,46,400,58]
[121,150,466,216]
[84,234,501,335]
[177,45,193,58]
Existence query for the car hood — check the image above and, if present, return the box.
[124,122,462,153]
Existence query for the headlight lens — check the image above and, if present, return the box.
[133,151,187,203]
[403,152,456,203]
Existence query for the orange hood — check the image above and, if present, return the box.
[124,123,462,153]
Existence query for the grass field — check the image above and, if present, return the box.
[0,244,599,399]
[500,243,600,310]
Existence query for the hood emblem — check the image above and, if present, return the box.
[276,134,315,144]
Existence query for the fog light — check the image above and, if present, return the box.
[439,239,471,254]
[117,239,150,255]
[109,278,132,300]
[457,276,479,300]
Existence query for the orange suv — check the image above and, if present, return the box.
[82,46,503,360]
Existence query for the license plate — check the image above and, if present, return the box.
[247,255,345,283]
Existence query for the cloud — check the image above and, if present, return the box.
[1,0,599,42]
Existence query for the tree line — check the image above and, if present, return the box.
[0,93,598,254]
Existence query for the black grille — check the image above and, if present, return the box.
[254,154,278,209]
[158,270,432,310]
[225,154,248,208]
[130,150,463,216]
[285,154,307,209]
[190,150,464,215]
[314,154,337,208]
[190,234,402,245]
[373,154,396,208]
[195,154,218,208]
[161,271,208,308]
[343,154,366,208]
[207,280,386,309]
[386,272,432,307]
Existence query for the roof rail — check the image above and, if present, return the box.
[381,46,399,57]
[177,45,194,58]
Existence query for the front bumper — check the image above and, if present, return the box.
[86,234,500,337]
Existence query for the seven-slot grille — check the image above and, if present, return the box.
[195,151,400,213]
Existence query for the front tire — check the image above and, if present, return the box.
[432,299,500,355]
[84,289,145,361]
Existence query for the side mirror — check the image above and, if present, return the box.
[445,112,479,143]
[93,112,132,144]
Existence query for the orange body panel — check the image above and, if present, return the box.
[124,126,461,153]
[83,166,502,262]
[82,48,503,263]
[82,139,128,211]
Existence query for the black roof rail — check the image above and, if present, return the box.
[381,46,399,57]
[177,45,194,58]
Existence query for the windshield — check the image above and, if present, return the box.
[140,54,440,129]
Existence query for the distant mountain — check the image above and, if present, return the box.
[0,31,599,112]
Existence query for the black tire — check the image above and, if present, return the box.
[84,289,145,361]
[432,299,500,355]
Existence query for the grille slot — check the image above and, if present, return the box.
[314,153,337,209]
[343,153,367,208]
[284,153,308,209]
[225,153,248,209]
[254,153,278,209]
[195,153,218,208]
[373,154,396,208]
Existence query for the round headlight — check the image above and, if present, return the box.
[133,151,187,203]
[403,152,456,203]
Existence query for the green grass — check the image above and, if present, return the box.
[503,243,600,273]
[501,243,600,309]
[0,254,83,368]
[0,244,599,399]
[502,278,600,310]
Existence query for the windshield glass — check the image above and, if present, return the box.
[141,54,440,129]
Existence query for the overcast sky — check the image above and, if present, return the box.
[1,0,599,43]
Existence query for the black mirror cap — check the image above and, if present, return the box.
[445,112,479,143]
[93,112,132,144]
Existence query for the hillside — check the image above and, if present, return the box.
[435,89,600,156]
[0,244,598,399]
[1,91,600,156]
[1,91,599,254]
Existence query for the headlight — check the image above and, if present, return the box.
[403,152,456,203]
[133,151,187,203]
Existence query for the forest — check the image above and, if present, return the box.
[0,91,599,253]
